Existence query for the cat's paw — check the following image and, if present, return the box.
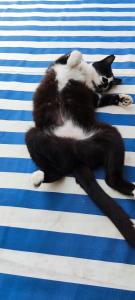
[32,170,44,187]
[118,94,133,107]
[67,50,82,68]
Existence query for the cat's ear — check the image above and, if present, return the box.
[102,55,115,65]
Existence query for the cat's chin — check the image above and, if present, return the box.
[92,83,109,94]
[97,86,108,93]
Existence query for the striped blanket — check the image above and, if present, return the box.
[0,0,135,299]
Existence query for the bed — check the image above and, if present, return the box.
[0,0,135,299]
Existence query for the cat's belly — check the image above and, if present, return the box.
[53,119,95,140]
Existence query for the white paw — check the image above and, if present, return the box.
[119,94,133,107]
[67,50,82,68]
[32,170,44,187]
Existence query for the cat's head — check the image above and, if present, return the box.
[92,55,122,93]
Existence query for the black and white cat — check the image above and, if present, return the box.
[26,51,135,247]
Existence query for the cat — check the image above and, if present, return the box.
[26,50,135,247]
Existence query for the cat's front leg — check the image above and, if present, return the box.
[96,94,133,108]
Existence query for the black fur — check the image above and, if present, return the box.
[26,53,135,247]
[93,55,115,77]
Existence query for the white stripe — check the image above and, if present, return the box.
[1,99,135,115]
[0,81,135,94]
[1,99,135,117]
[1,3,135,8]
[0,144,30,158]
[0,30,135,37]
[0,66,135,77]
[107,84,135,94]
[0,99,32,110]
[96,104,135,115]
[0,81,37,92]
[0,120,33,132]
[114,69,135,76]
[0,205,125,239]
[2,11,135,17]
[0,119,135,138]
[0,20,135,26]
[114,125,135,139]
[0,172,134,200]
[1,249,135,290]
[0,41,135,48]
[0,66,45,75]
[0,144,134,167]
[125,152,135,167]
[0,53,135,63]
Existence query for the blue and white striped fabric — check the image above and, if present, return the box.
[0,0,135,299]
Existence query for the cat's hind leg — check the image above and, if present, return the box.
[32,170,63,187]
[32,170,44,187]
[67,50,82,68]
[26,127,69,187]
[104,128,135,196]
[106,168,135,197]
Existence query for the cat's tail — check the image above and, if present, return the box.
[74,166,135,248]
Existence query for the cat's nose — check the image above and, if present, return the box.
[102,77,108,84]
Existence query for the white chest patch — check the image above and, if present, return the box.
[53,64,86,91]
[53,119,96,140]
[53,61,105,92]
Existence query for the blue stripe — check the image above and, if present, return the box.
[0,273,135,300]
[113,63,135,69]
[1,16,135,22]
[97,167,135,183]
[0,157,37,173]
[0,157,134,183]
[1,25,135,31]
[1,0,135,3]
[0,131,134,153]
[1,73,135,86]
[0,187,135,218]
[0,226,135,263]
[1,60,135,71]
[0,73,135,86]
[124,138,135,152]
[0,90,33,100]
[0,60,49,68]
[96,113,135,126]
[2,0,134,6]
[0,132,25,144]
[0,157,34,172]
[0,109,33,120]
[0,74,42,83]
[0,35,135,43]
[0,91,135,103]
[1,47,135,55]
[1,109,135,127]
[2,7,135,12]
